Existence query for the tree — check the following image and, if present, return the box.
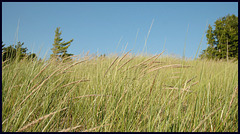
[27,53,37,60]
[2,41,5,49]
[2,41,27,62]
[200,14,238,60]
[2,41,37,62]
[50,27,73,60]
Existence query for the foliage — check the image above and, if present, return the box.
[2,41,37,62]
[27,53,37,60]
[50,27,74,60]
[200,14,238,60]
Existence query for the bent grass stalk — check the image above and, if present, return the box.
[60,79,90,88]
[218,86,238,128]
[140,50,165,73]
[73,94,109,99]
[58,125,83,132]
[104,56,119,77]
[192,107,221,132]
[82,124,111,132]
[117,57,134,71]
[146,50,165,66]
[132,54,158,68]
[118,50,131,64]
[121,54,159,74]
[17,107,68,132]
[26,63,50,89]
[147,64,192,73]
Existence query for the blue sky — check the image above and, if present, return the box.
[2,2,238,59]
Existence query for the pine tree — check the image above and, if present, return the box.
[51,27,73,60]
[2,41,37,62]
[2,41,5,49]
[200,14,238,60]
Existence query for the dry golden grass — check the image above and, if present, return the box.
[17,107,68,132]
[60,79,90,88]
[193,107,222,132]
[2,52,238,132]
[104,56,119,77]
[58,125,83,132]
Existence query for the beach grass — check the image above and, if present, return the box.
[2,53,238,132]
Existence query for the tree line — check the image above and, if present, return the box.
[2,41,37,63]
[199,14,238,60]
[2,14,238,63]
[2,27,74,63]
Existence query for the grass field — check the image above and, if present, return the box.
[2,52,238,132]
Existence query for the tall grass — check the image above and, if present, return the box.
[2,52,238,132]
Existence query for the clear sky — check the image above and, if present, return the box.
[2,2,238,59]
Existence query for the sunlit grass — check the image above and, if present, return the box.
[2,53,238,132]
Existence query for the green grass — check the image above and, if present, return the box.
[2,53,238,132]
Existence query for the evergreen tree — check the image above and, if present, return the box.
[27,53,37,60]
[2,41,5,49]
[2,41,37,62]
[51,27,73,60]
[200,14,238,60]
